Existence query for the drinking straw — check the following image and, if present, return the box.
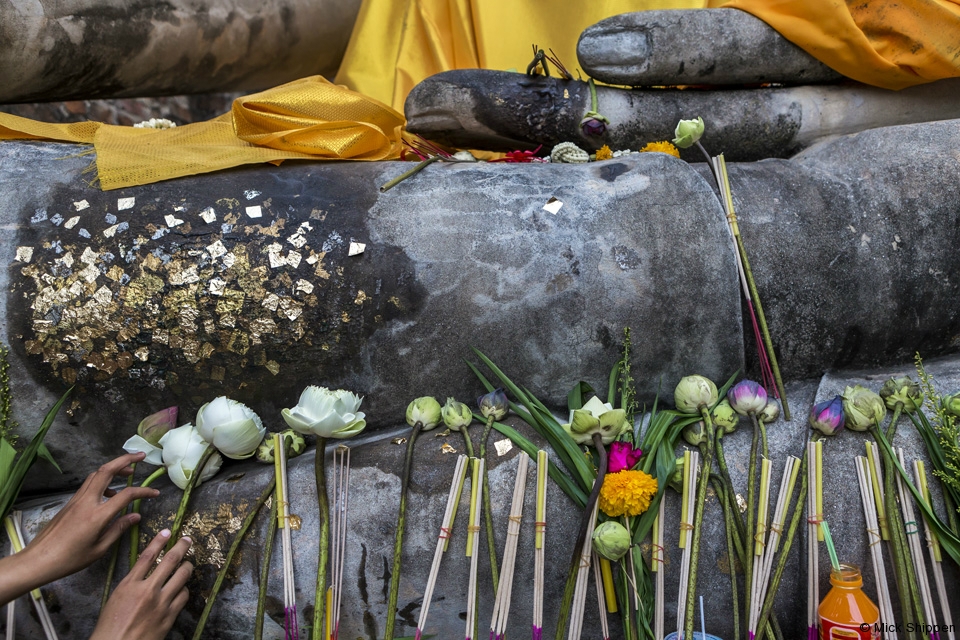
[856,456,897,640]
[820,522,840,572]
[915,461,955,640]
[700,595,706,640]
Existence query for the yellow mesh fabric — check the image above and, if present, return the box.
[0,76,404,190]
[723,0,960,90]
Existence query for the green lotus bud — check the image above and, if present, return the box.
[879,376,923,413]
[672,117,704,149]
[712,399,740,434]
[442,397,473,431]
[842,385,886,432]
[281,429,306,457]
[591,521,631,561]
[406,396,442,431]
[682,421,707,447]
[668,457,684,492]
[561,396,629,445]
[758,400,781,424]
[942,393,960,418]
[674,375,718,414]
[478,389,509,421]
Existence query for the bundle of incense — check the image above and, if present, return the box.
[806,440,822,640]
[748,457,772,640]
[751,456,800,638]
[327,445,351,640]
[532,450,548,640]
[675,450,700,639]
[465,458,485,640]
[894,449,936,632]
[914,461,955,640]
[567,501,600,640]
[865,442,889,540]
[592,552,611,640]
[3,511,58,640]
[855,456,897,640]
[6,537,14,640]
[274,433,299,640]
[490,452,530,640]
[416,455,468,640]
[653,492,666,640]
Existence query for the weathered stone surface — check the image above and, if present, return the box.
[1,141,741,493]
[7,355,960,639]
[0,93,242,127]
[700,119,960,381]
[404,70,960,160]
[577,9,843,87]
[0,0,361,103]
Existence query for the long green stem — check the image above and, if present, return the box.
[384,422,421,640]
[130,466,167,566]
[683,407,716,640]
[313,437,330,640]
[479,416,500,592]
[193,478,275,640]
[379,155,442,192]
[555,432,608,640]
[167,447,215,551]
[102,465,136,610]
[711,474,740,640]
[460,427,475,458]
[744,412,760,623]
[254,489,278,640]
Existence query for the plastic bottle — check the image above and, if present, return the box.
[818,564,881,639]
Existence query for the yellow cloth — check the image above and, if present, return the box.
[723,0,960,90]
[335,0,721,112]
[0,76,404,190]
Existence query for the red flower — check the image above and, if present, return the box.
[490,145,544,163]
[608,441,642,474]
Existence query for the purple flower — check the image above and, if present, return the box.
[808,396,844,436]
[478,388,509,421]
[580,116,607,137]
[727,380,767,416]
[608,441,643,473]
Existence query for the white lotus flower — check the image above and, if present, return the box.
[282,386,366,439]
[158,424,222,490]
[122,434,164,466]
[195,396,266,460]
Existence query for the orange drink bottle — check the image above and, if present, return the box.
[819,564,881,639]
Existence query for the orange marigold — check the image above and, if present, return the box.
[599,469,658,517]
[639,141,680,158]
[595,145,613,161]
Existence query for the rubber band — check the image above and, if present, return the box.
[769,524,784,535]
[579,556,591,568]
[904,520,919,535]
[754,532,767,545]
[807,515,823,525]
[679,522,694,531]
[467,525,481,533]
[438,527,452,540]
[534,521,547,531]
[508,515,522,523]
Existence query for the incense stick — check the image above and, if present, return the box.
[4,512,58,640]
[329,445,351,640]
[806,440,820,640]
[895,449,936,634]
[274,433,298,640]
[855,456,897,640]
[676,450,699,639]
[490,452,529,640]
[567,501,599,640]
[417,454,468,640]
[592,552,611,640]
[532,450,548,640]
[5,538,13,640]
[653,492,666,640]
[465,458,485,640]
[748,457,772,639]
[915,460,955,640]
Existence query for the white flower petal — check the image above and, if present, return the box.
[123,434,163,466]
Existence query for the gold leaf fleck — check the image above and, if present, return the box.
[265,360,280,375]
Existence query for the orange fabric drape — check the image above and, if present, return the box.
[723,0,960,89]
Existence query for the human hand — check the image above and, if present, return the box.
[90,530,193,640]
[22,452,161,587]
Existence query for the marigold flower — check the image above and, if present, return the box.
[639,141,680,158]
[599,469,658,517]
[595,145,613,161]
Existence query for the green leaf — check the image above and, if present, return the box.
[0,387,72,521]
[567,381,594,412]
[490,420,587,507]
[0,437,16,491]
[36,443,61,472]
